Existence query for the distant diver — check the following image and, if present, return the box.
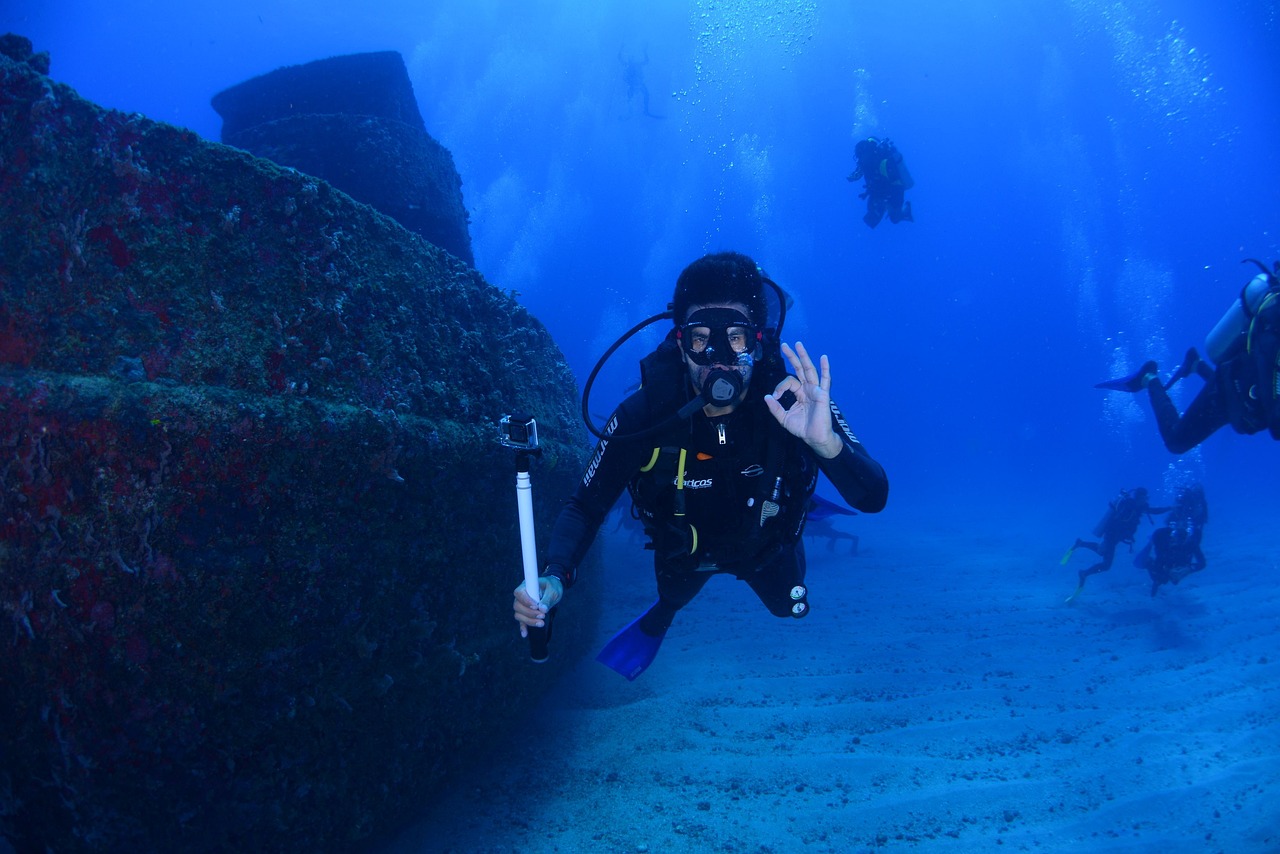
[803,494,861,554]
[1062,487,1168,603]
[847,137,914,228]
[1135,484,1208,597]
[619,48,663,119]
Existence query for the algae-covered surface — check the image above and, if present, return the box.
[1,42,595,852]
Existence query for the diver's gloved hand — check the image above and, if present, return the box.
[765,341,845,459]
[512,575,563,639]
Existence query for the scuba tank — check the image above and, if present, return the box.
[1091,501,1116,538]
[1205,272,1272,364]
[1093,488,1142,538]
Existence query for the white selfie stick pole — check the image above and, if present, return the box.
[517,463,541,604]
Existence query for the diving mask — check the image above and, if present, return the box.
[677,308,761,367]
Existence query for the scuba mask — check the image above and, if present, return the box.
[677,307,761,367]
[677,307,760,407]
[578,273,788,441]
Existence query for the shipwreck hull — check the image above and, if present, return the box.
[1,40,595,852]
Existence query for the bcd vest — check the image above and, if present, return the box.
[625,338,816,571]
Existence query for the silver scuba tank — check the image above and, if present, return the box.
[1205,273,1272,364]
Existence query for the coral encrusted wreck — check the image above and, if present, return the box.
[0,35,594,853]
[212,50,476,266]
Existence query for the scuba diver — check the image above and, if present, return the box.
[511,252,889,679]
[1062,487,1169,604]
[619,47,663,119]
[1135,484,1209,597]
[847,136,914,229]
[802,494,861,555]
[1096,259,1280,453]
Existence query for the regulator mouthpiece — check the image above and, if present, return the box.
[702,368,743,405]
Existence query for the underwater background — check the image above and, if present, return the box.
[9,1,1280,516]
[4,0,1279,850]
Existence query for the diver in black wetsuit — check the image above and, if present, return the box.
[847,137,914,228]
[620,48,663,119]
[1097,259,1280,453]
[511,252,888,678]
[1064,487,1169,602]
[1136,484,1208,596]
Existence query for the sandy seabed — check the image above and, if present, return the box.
[388,506,1280,854]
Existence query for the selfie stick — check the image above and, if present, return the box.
[516,452,551,661]
[501,414,551,662]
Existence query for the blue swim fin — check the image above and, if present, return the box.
[806,494,857,521]
[596,605,668,681]
[1095,360,1157,392]
[1163,348,1211,390]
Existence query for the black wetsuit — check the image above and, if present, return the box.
[1137,495,1208,594]
[1144,356,1270,454]
[850,141,913,229]
[1076,494,1166,583]
[543,382,888,626]
[1146,283,1280,453]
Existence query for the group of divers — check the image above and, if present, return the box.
[505,126,1279,677]
[841,135,1273,604]
[1061,484,1208,604]
[1062,257,1280,603]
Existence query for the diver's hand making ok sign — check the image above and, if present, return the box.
[764,341,845,459]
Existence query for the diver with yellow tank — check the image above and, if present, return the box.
[847,137,914,229]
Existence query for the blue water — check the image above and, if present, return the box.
[8,2,1279,492]
[6,0,1279,848]
[12,0,1276,518]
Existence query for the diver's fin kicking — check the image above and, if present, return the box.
[1164,348,1207,389]
[1060,545,1076,565]
[596,603,669,681]
[1095,360,1158,392]
[1064,569,1087,604]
